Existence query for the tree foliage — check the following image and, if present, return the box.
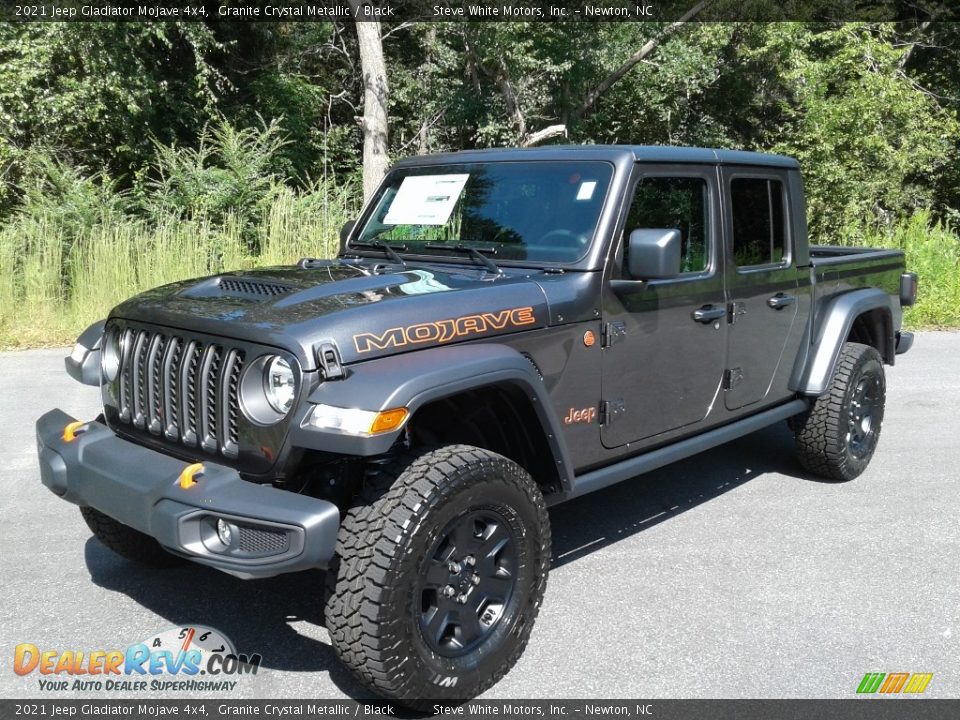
[0,23,225,201]
[1,19,957,240]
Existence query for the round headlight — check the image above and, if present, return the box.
[101,330,122,382]
[263,356,296,414]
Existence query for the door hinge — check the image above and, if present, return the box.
[317,341,345,380]
[602,321,627,348]
[728,302,747,324]
[724,367,744,389]
[599,399,625,425]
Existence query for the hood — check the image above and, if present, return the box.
[110,261,550,370]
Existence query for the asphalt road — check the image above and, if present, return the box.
[1,333,957,700]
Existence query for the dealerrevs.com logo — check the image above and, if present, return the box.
[13,626,262,692]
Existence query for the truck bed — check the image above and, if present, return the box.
[808,244,904,267]
[806,244,908,368]
[808,244,905,305]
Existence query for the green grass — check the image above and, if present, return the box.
[0,189,350,349]
[859,210,960,329]
[1,203,957,350]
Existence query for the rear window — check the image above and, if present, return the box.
[730,178,787,267]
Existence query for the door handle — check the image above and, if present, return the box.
[692,305,726,323]
[767,293,796,310]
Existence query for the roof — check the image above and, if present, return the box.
[393,144,799,169]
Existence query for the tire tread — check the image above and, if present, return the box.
[794,342,885,481]
[324,444,550,703]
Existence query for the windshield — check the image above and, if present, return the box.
[354,161,614,264]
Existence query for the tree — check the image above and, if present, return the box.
[0,24,224,177]
[350,4,390,199]
[524,0,710,145]
[750,23,958,238]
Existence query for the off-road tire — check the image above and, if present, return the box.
[793,342,886,481]
[80,506,186,568]
[323,445,550,706]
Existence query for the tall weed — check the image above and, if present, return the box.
[859,210,960,328]
[0,189,354,348]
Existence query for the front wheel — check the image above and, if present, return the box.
[793,342,886,481]
[324,445,550,705]
[80,506,187,568]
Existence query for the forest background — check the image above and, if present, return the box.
[1,15,958,347]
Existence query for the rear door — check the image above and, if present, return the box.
[722,169,802,410]
[601,164,727,448]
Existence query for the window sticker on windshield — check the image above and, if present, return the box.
[383,174,470,225]
[576,181,597,201]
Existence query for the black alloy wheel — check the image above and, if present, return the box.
[417,508,518,657]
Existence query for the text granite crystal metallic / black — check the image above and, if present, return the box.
[35,145,916,705]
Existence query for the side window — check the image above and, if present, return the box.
[624,176,709,276]
[730,178,788,267]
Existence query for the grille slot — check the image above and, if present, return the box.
[218,277,293,298]
[146,334,166,435]
[237,524,289,555]
[131,330,151,429]
[161,337,181,441]
[115,328,244,459]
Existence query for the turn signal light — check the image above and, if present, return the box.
[369,408,409,434]
[307,404,410,435]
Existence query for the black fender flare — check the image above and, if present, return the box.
[288,343,575,490]
[789,287,894,396]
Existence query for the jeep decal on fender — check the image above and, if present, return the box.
[353,306,537,354]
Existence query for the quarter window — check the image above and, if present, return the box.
[624,176,709,275]
[730,178,788,267]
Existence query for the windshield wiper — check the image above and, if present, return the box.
[423,244,502,276]
[350,240,407,267]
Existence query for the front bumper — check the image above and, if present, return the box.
[36,409,340,579]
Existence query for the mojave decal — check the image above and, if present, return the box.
[353,306,537,354]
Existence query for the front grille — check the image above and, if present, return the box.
[116,328,244,459]
[237,524,289,555]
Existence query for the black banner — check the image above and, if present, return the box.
[1,0,958,23]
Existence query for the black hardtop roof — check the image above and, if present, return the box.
[393,144,799,169]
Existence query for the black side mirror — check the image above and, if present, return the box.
[339,220,356,253]
[626,228,682,280]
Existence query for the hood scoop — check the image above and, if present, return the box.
[218,277,294,297]
[179,276,296,301]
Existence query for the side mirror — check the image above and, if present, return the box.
[625,228,681,280]
[339,220,356,253]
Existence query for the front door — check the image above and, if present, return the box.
[601,165,727,449]
[722,169,801,410]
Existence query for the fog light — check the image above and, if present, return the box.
[217,519,233,547]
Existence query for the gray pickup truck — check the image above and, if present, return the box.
[36,145,916,704]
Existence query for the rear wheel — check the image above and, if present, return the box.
[323,444,550,705]
[80,506,186,568]
[793,342,886,481]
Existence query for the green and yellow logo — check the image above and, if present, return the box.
[856,672,933,694]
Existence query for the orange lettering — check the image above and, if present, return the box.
[13,644,40,676]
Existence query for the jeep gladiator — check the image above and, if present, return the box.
[36,146,916,703]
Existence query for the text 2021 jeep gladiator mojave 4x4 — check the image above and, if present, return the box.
[37,146,917,704]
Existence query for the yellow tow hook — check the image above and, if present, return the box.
[178,463,205,490]
[62,421,87,443]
